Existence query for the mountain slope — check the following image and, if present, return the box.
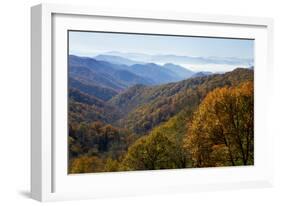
[163,63,194,79]
[69,88,121,124]
[130,63,181,84]
[110,68,253,135]
[69,77,118,101]
[69,65,127,92]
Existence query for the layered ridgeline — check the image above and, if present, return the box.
[69,55,197,91]
[68,54,254,173]
[109,68,253,135]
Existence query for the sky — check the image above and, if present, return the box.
[69,31,254,72]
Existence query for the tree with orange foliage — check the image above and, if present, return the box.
[184,81,254,167]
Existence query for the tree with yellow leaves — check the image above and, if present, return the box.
[184,81,254,167]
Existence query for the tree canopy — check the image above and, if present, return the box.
[122,130,190,170]
[184,81,254,167]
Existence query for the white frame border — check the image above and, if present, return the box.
[31,3,274,202]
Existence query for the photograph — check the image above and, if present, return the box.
[67,31,254,174]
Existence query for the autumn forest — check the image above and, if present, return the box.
[68,32,254,174]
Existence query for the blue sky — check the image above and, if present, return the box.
[69,31,254,59]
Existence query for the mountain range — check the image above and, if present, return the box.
[69,54,253,109]
[69,68,254,135]
[69,55,201,94]
[68,54,254,135]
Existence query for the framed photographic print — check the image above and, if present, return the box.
[31,3,274,201]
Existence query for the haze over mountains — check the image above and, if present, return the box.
[98,51,253,71]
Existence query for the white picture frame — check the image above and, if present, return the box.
[31,3,274,202]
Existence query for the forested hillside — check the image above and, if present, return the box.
[68,55,254,174]
[111,68,253,135]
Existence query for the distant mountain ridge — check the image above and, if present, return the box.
[102,51,254,67]
[163,63,194,78]
[69,55,197,92]
[95,54,196,80]
[95,54,201,82]
[69,55,154,92]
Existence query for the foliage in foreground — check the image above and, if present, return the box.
[68,70,254,173]
[184,81,254,167]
